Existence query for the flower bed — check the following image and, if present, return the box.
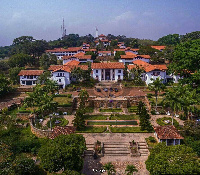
[47,117,69,128]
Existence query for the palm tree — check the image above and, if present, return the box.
[125,164,138,175]
[148,78,165,111]
[163,86,182,125]
[103,162,116,175]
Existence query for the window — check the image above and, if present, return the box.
[118,75,120,79]
[22,81,25,84]
[24,76,26,78]
[96,70,98,73]
[59,79,61,82]
[118,70,121,73]
[33,81,36,84]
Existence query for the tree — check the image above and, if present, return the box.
[39,134,86,173]
[146,143,200,175]
[8,53,33,68]
[114,51,125,61]
[129,65,145,85]
[85,51,97,60]
[78,89,89,109]
[39,53,57,70]
[12,156,38,175]
[168,39,200,76]
[148,78,165,111]
[103,162,116,175]
[157,34,180,45]
[181,31,200,42]
[125,164,138,175]
[0,74,12,97]
[9,67,23,84]
[110,40,118,48]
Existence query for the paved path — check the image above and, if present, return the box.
[81,133,154,144]
[150,115,184,126]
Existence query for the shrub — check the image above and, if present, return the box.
[148,136,156,143]
[147,93,153,98]
[151,110,156,115]
[67,94,72,98]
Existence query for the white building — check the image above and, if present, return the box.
[46,47,85,60]
[82,43,90,49]
[98,51,112,57]
[127,60,168,85]
[119,54,150,65]
[95,34,110,47]
[18,70,44,86]
[118,42,126,49]
[49,60,88,89]
[154,126,184,146]
[113,48,139,56]
[62,52,93,64]
[91,62,124,81]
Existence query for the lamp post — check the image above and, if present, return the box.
[49,114,53,131]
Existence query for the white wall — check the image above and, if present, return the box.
[145,71,166,85]
[51,71,70,88]
[92,69,102,81]
[20,75,39,86]
[119,58,150,65]
[114,69,123,81]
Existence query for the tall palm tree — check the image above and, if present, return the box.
[125,164,138,175]
[103,162,116,175]
[148,78,166,111]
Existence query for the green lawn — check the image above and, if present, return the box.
[110,127,150,133]
[47,117,69,128]
[111,114,139,120]
[156,117,180,129]
[84,115,108,120]
[127,106,138,113]
[87,121,138,126]
[85,107,94,113]
[76,126,107,133]
[84,114,139,120]
[53,96,73,106]
[99,108,123,112]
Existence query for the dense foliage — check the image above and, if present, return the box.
[39,134,86,172]
[146,143,200,175]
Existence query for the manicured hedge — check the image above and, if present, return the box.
[110,127,151,133]
[76,126,107,133]
[99,108,123,112]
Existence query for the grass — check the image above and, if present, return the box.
[53,97,73,105]
[156,117,180,129]
[47,117,69,128]
[145,136,158,148]
[85,107,94,113]
[87,121,138,126]
[99,108,123,112]
[84,114,139,120]
[111,114,139,120]
[128,106,138,113]
[76,126,107,133]
[84,115,108,120]
[110,127,151,133]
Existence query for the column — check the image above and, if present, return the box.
[110,69,113,81]
[103,69,105,80]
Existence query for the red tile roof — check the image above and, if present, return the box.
[154,126,184,139]
[132,60,167,72]
[127,64,136,70]
[98,51,111,53]
[121,54,137,59]
[83,48,96,52]
[99,34,106,37]
[18,70,44,76]
[136,55,151,59]
[46,47,83,53]
[49,126,76,139]
[48,65,63,71]
[91,62,125,69]
[151,46,166,50]
[62,53,92,60]
[114,49,125,51]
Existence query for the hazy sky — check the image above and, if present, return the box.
[0,0,200,46]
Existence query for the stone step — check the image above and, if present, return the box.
[140,153,148,156]
[138,146,147,149]
[104,147,129,151]
[139,150,148,153]
[104,152,130,156]
[104,150,129,154]
[104,145,128,148]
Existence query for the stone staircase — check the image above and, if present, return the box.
[84,143,95,156]
[138,142,149,156]
[103,142,130,156]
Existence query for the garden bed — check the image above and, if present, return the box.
[99,108,123,112]
[47,117,69,128]
[87,121,138,126]
[84,114,139,120]
[156,117,180,129]
[109,127,150,133]
[76,126,107,133]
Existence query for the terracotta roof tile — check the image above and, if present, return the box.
[48,65,63,71]
[98,51,111,53]
[136,55,151,59]
[154,126,184,139]
[114,49,125,51]
[46,47,83,53]
[91,62,125,69]
[18,70,44,76]
[49,126,76,139]
[151,46,166,50]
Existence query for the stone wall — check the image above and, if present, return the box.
[29,118,53,138]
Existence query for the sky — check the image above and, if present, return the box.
[0,0,200,46]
